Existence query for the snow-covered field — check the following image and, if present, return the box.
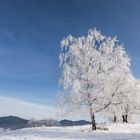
[1,124,140,140]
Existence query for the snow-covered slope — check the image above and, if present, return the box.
[0,124,140,140]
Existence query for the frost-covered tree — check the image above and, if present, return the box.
[124,79,140,123]
[58,29,131,130]
[135,80,140,112]
[119,79,140,123]
[104,73,136,123]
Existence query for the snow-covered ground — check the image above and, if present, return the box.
[0,124,140,140]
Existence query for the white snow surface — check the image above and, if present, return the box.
[1,124,140,140]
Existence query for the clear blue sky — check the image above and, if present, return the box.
[0,0,140,119]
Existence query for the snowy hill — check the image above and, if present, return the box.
[0,116,28,130]
[59,119,91,126]
[1,123,140,140]
[0,116,91,130]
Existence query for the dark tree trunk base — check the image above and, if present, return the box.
[114,116,117,123]
[122,115,128,123]
[91,114,96,130]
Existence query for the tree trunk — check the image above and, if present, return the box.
[113,115,117,123]
[91,114,96,130]
[122,115,128,123]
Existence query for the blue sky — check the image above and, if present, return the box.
[0,0,140,119]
